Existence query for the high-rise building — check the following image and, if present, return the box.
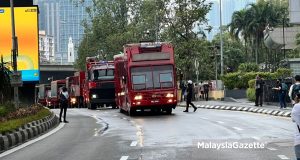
[205,0,256,40]
[36,0,92,64]
[39,30,55,63]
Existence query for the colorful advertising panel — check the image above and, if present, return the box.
[0,6,39,82]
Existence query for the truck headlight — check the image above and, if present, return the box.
[92,94,97,99]
[134,95,142,100]
[71,98,76,104]
[166,93,174,98]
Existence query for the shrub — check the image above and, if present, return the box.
[238,63,259,72]
[246,88,256,101]
[248,79,256,88]
[0,107,51,133]
[0,102,15,117]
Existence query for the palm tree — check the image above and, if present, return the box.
[229,9,250,59]
[229,0,288,64]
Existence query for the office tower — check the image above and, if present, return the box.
[36,0,92,63]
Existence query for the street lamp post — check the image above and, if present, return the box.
[194,59,199,83]
[219,0,224,76]
[10,0,19,108]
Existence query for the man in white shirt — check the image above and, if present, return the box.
[289,75,300,105]
[291,93,300,160]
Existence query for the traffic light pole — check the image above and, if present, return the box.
[10,0,19,108]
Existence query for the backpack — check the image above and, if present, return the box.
[292,84,300,100]
[281,83,288,91]
[59,93,68,104]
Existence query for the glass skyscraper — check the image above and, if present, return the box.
[205,0,257,40]
[36,0,92,63]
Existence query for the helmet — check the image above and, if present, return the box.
[188,80,192,84]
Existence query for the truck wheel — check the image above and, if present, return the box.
[166,107,172,115]
[88,102,96,110]
[128,108,136,116]
[91,103,97,110]
[119,107,124,113]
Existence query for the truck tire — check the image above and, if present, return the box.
[128,108,136,116]
[88,102,97,110]
[166,107,172,115]
[119,107,124,113]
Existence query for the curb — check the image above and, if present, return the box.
[0,111,59,153]
[180,104,291,118]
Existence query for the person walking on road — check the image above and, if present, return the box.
[59,87,69,123]
[289,75,300,106]
[183,80,197,112]
[255,75,264,106]
[273,79,287,109]
[291,93,300,160]
[203,82,209,101]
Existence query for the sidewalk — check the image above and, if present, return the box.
[178,98,292,117]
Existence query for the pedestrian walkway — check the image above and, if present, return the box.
[178,98,292,117]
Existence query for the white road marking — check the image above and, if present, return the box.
[277,155,289,159]
[94,128,102,137]
[122,117,127,120]
[130,141,138,147]
[216,121,224,124]
[267,147,277,151]
[232,127,243,131]
[200,117,208,120]
[113,115,118,117]
[120,156,129,160]
[0,123,65,158]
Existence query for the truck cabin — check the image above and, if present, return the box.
[89,65,114,81]
[126,42,176,92]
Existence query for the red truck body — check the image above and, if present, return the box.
[83,57,116,109]
[66,71,85,107]
[114,42,177,115]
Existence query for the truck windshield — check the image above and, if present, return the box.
[131,65,173,90]
[93,69,114,80]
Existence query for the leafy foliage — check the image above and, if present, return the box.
[0,55,12,103]
[0,107,51,133]
[238,63,259,72]
[76,0,214,81]
[246,88,256,101]
[229,0,288,64]
[222,68,291,89]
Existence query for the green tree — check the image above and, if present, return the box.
[0,55,12,103]
[161,0,212,80]
[228,0,288,64]
[238,63,259,72]
[212,31,246,73]
[76,0,167,70]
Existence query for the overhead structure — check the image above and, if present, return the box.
[264,27,300,50]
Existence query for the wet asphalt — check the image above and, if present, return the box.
[0,107,296,160]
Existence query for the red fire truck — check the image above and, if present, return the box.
[66,71,85,108]
[83,57,116,109]
[48,79,66,108]
[114,42,177,115]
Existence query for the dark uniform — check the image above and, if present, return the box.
[184,82,197,112]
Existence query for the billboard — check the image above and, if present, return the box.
[0,6,39,82]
